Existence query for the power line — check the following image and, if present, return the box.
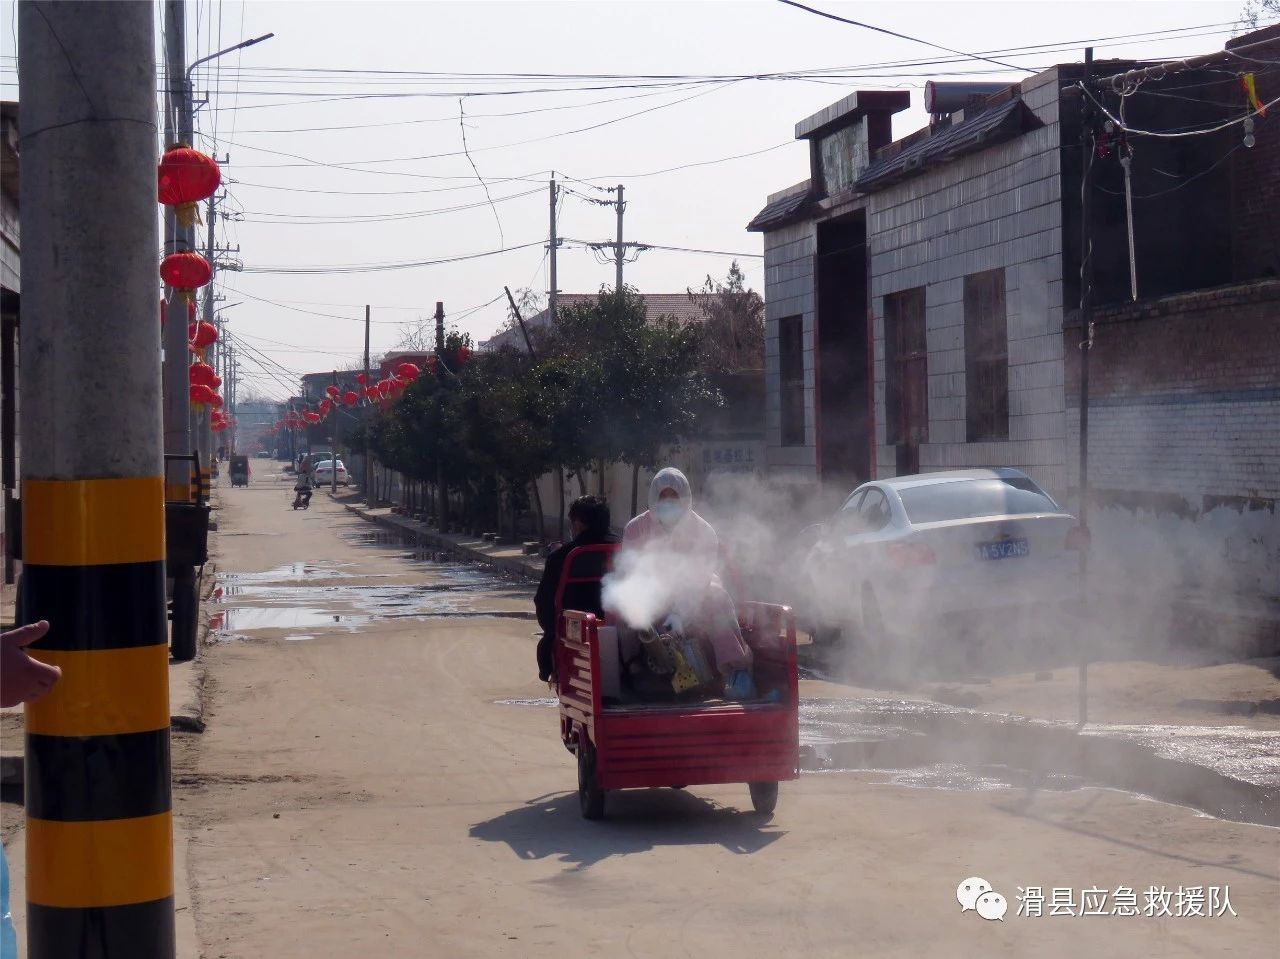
[773,0,1035,72]
[227,173,552,195]
[239,239,544,275]
[213,80,739,173]
[229,286,517,323]
[1094,143,1244,199]
[1081,82,1280,138]
[237,187,541,225]
[213,82,710,135]
[458,96,504,250]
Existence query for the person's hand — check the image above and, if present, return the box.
[0,621,61,707]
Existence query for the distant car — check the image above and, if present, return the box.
[800,468,1084,671]
[311,459,349,487]
[256,451,272,458]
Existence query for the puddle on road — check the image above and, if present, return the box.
[1083,723,1280,790]
[220,562,363,583]
[212,551,533,643]
[221,607,373,631]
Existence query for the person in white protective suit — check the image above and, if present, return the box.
[616,467,756,699]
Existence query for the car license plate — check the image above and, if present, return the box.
[974,537,1030,561]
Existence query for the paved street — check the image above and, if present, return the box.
[167,467,1279,958]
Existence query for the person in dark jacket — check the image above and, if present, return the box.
[534,495,618,682]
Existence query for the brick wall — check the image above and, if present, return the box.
[1230,26,1280,283]
[1065,281,1280,503]
[1064,281,1280,607]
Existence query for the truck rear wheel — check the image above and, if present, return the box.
[749,781,778,815]
[577,742,605,820]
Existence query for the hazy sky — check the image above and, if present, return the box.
[1,0,1265,398]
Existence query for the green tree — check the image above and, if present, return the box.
[688,260,765,374]
[541,286,718,515]
[1242,0,1278,28]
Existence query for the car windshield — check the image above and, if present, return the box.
[897,478,1060,525]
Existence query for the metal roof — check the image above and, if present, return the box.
[480,293,712,351]
[746,188,815,233]
[854,99,1036,194]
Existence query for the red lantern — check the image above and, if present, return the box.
[363,386,379,400]
[377,380,392,398]
[189,383,215,408]
[158,147,222,229]
[211,375,222,389]
[355,373,367,385]
[319,399,333,416]
[303,411,320,425]
[188,321,218,351]
[161,252,212,304]
[188,362,217,388]
[326,385,340,399]
[395,362,419,381]
[343,390,359,407]
[457,345,473,365]
[210,394,224,410]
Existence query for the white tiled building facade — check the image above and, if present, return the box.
[869,70,1068,496]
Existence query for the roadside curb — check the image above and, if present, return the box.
[169,560,218,734]
[341,501,543,581]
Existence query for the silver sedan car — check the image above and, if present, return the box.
[800,468,1083,675]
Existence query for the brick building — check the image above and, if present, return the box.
[750,26,1280,636]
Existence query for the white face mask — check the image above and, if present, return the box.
[654,500,685,527]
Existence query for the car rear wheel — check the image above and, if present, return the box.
[860,586,911,686]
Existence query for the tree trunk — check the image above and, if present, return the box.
[596,458,606,496]
[575,469,587,497]
[630,461,641,519]
[531,478,546,543]
[557,466,566,542]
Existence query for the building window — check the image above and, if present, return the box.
[884,287,928,447]
[778,315,805,447]
[964,269,1009,441]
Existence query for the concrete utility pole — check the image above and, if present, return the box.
[18,3,175,956]
[162,0,192,499]
[363,304,373,504]
[1077,47,1095,730]
[331,370,340,495]
[548,176,558,325]
[613,183,626,294]
[200,189,217,462]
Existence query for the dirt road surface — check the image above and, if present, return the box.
[93,469,1280,956]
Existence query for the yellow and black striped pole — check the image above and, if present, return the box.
[18,3,174,956]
